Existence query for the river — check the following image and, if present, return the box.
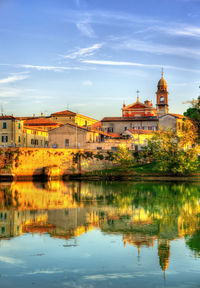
[0,181,200,287]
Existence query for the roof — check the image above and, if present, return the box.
[24,118,61,126]
[106,133,122,138]
[169,113,185,119]
[159,113,185,119]
[0,115,16,120]
[49,122,115,137]
[51,110,98,122]
[158,77,167,89]
[101,116,158,122]
[127,129,156,135]
[51,110,76,117]
[23,126,49,133]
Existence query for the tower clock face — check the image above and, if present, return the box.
[160,96,165,104]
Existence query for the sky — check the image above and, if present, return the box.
[0,0,200,119]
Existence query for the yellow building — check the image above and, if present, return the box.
[50,110,98,127]
[0,116,24,147]
[23,127,49,148]
[0,116,49,148]
[122,129,154,151]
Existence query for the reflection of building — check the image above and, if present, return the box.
[158,239,170,274]
[0,209,47,239]
[0,181,200,275]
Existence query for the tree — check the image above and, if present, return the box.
[184,96,200,141]
[113,144,134,167]
[142,129,199,175]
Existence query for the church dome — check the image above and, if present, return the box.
[157,77,167,90]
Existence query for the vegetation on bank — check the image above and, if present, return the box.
[71,123,200,178]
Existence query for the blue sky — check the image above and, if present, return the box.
[0,0,200,119]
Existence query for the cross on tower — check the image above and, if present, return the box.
[161,67,164,78]
[136,89,140,102]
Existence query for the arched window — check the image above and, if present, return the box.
[160,96,165,104]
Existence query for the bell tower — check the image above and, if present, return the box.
[156,70,169,116]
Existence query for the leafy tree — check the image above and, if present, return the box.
[142,130,199,175]
[184,96,200,140]
[113,144,134,167]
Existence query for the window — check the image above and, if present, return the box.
[111,147,117,151]
[40,140,43,146]
[18,135,21,143]
[1,227,5,234]
[97,147,102,150]
[124,127,127,131]
[18,122,21,129]
[2,122,7,129]
[160,96,165,104]
[107,127,113,133]
[31,139,38,145]
[85,120,87,126]
[2,135,8,143]
[65,139,69,147]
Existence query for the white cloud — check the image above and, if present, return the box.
[21,64,82,72]
[81,59,200,73]
[120,39,200,59]
[0,256,24,265]
[0,87,35,98]
[0,74,29,84]
[76,19,95,38]
[25,269,63,275]
[82,80,93,86]
[61,43,103,59]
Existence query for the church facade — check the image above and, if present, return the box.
[101,74,174,135]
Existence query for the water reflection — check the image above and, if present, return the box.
[0,181,200,276]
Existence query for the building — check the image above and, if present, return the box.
[23,127,49,148]
[48,123,106,149]
[101,74,170,135]
[0,116,24,148]
[50,110,98,127]
[122,129,155,151]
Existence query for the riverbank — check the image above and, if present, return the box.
[68,163,200,182]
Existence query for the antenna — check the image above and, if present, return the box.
[1,105,4,116]
[161,67,164,78]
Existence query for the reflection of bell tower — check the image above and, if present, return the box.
[158,239,170,278]
[156,71,169,116]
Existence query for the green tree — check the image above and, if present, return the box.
[184,96,200,140]
[113,144,134,167]
[143,130,199,175]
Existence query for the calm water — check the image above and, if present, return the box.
[0,181,200,288]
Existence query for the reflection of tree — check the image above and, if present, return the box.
[185,229,200,257]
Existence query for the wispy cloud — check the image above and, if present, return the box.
[0,256,24,265]
[82,59,200,73]
[82,80,93,86]
[0,87,35,98]
[21,64,82,72]
[61,43,103,59]
[0,74,29,84]
[116,39,200,59]
[76,19,95,38]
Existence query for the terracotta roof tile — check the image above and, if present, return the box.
[101,116,158,122]
[0,115,16,120]
[24,118,61,126]
[51,110,76,116]
[127,129,156,134]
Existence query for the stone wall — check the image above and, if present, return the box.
[0,148,112,179]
